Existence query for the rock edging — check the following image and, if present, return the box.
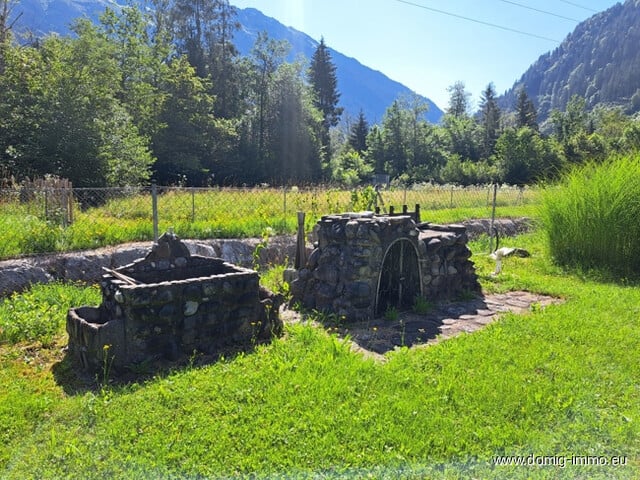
[0,236,297,298]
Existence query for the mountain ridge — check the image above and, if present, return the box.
[9,0,444,124]
[233,7,443,124]
[500,0,640,121]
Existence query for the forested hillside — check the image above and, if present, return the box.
[2,0,640,189]
[10,0,442,124]
[501,0,640,121]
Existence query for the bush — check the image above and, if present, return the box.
[541,154,640,278]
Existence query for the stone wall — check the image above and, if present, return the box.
[0,236,298,298]
[67,233,282,372]
[2,217,533,299]
[290,213,480,321]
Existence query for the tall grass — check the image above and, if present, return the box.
[0,282,101,346]
[0,186,539,259]
[541,154,640,279]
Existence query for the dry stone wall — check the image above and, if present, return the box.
[291,213,480,321]
[66,233,282,372]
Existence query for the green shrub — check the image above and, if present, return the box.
[541,155,640,278]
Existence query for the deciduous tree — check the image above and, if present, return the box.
[446,81,471,118]
[246,32,289,179]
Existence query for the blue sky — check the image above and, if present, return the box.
[230,0,622,111]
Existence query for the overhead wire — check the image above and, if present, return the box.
[558,0,599,13]
[497,0,580,22]
[392,0,561,43]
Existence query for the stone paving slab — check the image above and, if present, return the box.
[283,291,562,362]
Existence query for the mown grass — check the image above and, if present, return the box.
[1,229,638,478]
[0,186,539,259]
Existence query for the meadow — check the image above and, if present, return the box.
[0,185,538,259]
[1,171,639,478]
[0,228,638,479]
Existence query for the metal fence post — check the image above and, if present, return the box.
[283,186,287,228]
[191,188,196,223]
[152,183,159,242]
[489,183,498,254]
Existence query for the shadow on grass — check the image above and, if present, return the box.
[313,294,492,356]
[51,340,269,395]
[312,288,563,357]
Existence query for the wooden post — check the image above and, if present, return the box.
[294,211,306,269]
[415,203,420,223]
[191,188,195,223]
[283,187,287,229]
[61,186,68,227]
[389,206,395,215]
[68,181,74,225]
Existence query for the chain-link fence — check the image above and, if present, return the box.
[0,184,539,259]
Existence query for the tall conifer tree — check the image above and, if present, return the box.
[479,82,501,158]
[308,37,343,158]
[515,87,538,131]
[348,110,369,154]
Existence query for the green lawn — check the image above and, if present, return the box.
[0,230,638,479]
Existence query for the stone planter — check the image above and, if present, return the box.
[67,232,282,372]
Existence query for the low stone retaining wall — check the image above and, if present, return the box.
[462,217,533,240]
[0,236,297,298]
[0,218,533,298]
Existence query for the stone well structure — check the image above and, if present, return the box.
[290,212,480,321]
[67,232,282,372]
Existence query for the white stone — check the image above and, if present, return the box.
[183,301,199,316]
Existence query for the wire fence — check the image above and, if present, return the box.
[0,184,539,260]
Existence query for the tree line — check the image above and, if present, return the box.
[1,0,639,188]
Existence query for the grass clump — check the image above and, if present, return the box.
[0,282,100,345]
[412,295,433,314]
[541,154,640,279]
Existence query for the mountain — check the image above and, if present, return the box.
[9,0,121,37]
[500,0,640,121]
[8,0,444,124]
[232,8,443,124]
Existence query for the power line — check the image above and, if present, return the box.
[392,0,561,43]
[497,0,580,22]
[558,0,599,13]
